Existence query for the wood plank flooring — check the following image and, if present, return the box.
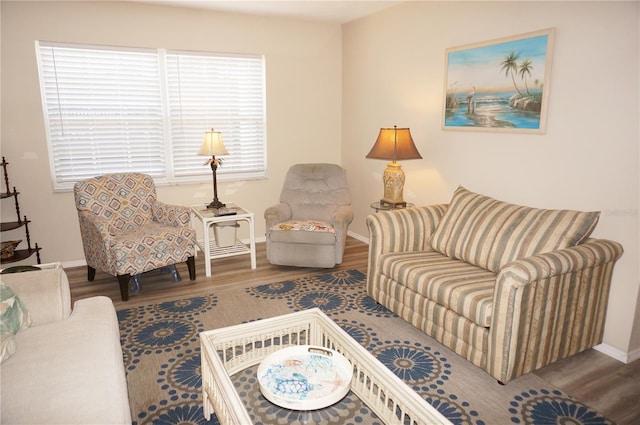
[66,237,639,425]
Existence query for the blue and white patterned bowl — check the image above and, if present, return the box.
[258,345,353,411]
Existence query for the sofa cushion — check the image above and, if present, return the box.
[1,296,131,424]
[378,249,496,327]
[430,186,600,272]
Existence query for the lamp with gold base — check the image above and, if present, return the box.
[366,125,422,208]
[198,128,228,209]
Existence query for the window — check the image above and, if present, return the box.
[36,41,266,191]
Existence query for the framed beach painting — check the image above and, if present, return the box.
[442,28,555,134]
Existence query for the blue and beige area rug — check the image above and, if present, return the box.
[117,269,613,425]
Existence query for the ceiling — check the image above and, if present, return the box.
[134,0,402,24]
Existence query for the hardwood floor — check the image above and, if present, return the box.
[67,237,639,424]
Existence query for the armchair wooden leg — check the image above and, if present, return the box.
[186,256,196,280]
[87,266,96,281]
[117,274,130,301]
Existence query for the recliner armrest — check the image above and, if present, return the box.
[264,203,292,231]
[330,205,354,230]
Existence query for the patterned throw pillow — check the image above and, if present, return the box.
[0,281,32,363]
[0,331,16,364]
[430,186,600,272]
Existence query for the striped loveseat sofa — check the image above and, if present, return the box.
[366,186,623,384]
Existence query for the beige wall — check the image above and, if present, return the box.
[342,1,639,358]
[1,1,342,261]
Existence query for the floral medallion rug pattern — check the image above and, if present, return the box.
[117,269,613,425]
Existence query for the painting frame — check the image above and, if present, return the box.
[442,28,555,134]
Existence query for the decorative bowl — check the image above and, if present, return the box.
[0,240,22,259]
[257,345,353,411]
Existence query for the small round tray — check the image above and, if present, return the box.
[257,345,353,411]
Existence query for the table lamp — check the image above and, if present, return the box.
[198,128,228,209]
[366,125,422,208]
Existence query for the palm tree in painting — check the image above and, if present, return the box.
[501,51,523,96]
[518,59,533,96]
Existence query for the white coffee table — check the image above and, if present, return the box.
[200,308,452,425]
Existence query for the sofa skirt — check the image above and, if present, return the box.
[369,272,489,370]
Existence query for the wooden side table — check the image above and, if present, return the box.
[190,203,256,277]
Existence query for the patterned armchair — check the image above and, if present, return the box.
[73,173,196,301]
[264,163,354,268]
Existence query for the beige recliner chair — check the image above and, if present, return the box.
[264,163,354,268]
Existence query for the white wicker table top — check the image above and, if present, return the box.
[200,308,452,425]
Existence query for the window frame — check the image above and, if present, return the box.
[35,41,267,191]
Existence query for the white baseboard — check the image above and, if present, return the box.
[60,259,87,269]
[594,343,639,364]
[347,230,369,244]
[627,347,640,363]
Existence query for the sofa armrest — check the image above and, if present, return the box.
[366,204,447,261]
[488,238,624,383]
[152,200,191,226]
[264,203,292,232]
[366,205,448,297]
[1,268,71,326]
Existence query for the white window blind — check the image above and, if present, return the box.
[166,51,266,179]
[36,41,266,190]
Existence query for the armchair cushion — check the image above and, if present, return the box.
[111,223,196,275]
[271,219,336,233]
[269,220,337,245]
[430,186,600,272]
